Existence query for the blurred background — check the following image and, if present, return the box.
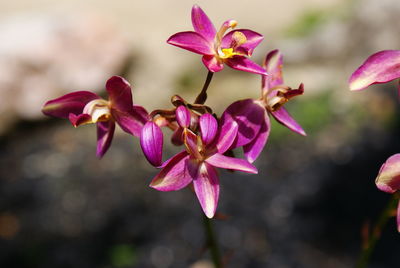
[1,0,400,267]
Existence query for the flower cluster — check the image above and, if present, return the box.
[350,50,400,231]
[42,5,305,218]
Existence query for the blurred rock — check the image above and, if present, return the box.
[0,11,131,134]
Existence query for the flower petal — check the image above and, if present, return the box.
[375,154,400,193]
[206,153,258,174]
[349,50,400,91]
[96,120,115,158]
[271,107,306,136]
[140,121,163,167]
[191,5,216,42]
[221,99,265,148]
[193,163,220,218]
[202,55,224,72]
[221,29,263,55]
[262,49,284,93]
[150,151,192,191]
[106,76,133,113]
[112,105,149,137]
[176,105,191,128]
[200,113,218,145]
[243,115,271,163]
[42,91,100,118]
[167,31,214,55]
[225,56,267,75]
[214,113,238,154]
[171,127,184,146]
[68,113,92,127]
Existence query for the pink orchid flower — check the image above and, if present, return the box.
[222,49,306,163]
[42,76,148,158]
[350,50,400,231]
[167,5,267,75]
[148,107,257,218]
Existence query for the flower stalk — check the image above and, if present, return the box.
[195,71,214,104]
[203,215,222,268]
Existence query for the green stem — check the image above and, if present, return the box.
[194,71,214,104]
[355,193,398,268]
[203,215,221,268]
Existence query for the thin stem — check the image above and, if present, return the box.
[194,71,214,104]
[355,193,398,268]
[203,215,221,268]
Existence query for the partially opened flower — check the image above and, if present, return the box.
[42,76,148,157]
[222,49,306,163]
[375,154,400,231]
[349,50,400,92]
[167,5,266,75]
[150,107,257,218]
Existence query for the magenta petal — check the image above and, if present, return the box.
[225,56,267,75]
[191,5,216,42]
[199,113,218,145]
[140,121,163,167]
[68,113,92,127]
[243,114,271,163]
[221,29,263,55]
[176,105,191,128]
[167,31,214,55]
[222,99,265,148]
[206,153,258,174]
[42,91,99,118]
[215,113,238,154]
[375,154,400,194]
[106,76,133,113]
[262,49,284,92]
[112,109,146,137]
[193,163,220,218]
[271,107,306,136]
[202,55,224,72]
[171,127,184,146]
[96,120,115,158]
[150,151,192,191]
[349,50,400,91]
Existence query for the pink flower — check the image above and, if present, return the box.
[167,5,267,75]
[42,76,148,157]
[148,107,257,218]
[222,49,306,163]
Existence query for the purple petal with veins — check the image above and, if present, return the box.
[375,154,400,194]
[167,31,214,55]
[243,113,271,163]
[226,56,267,75]
[193,163,220,218]
[106,76,133,113]
[349,50,400,91]
[96,120,115,158]
[150,151,192,191]
[262,49,284,92]
[42,91,100,118]
[206,153,258,174]
[271,107,306,136]
[176,105,191,128]
[214,113,238,154]
[113,108,147,137]
[200,113,218,145]
[140,121,163,167]
[202,55,224,72]
[222,99,265,148]
[191,5,216,42]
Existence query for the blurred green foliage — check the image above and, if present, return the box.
[109,244,137,267]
